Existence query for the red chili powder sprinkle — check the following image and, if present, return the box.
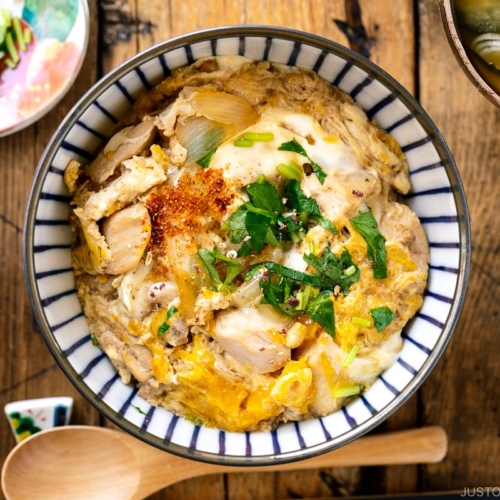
[146,168,233,252]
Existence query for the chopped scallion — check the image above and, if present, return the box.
[344,265,356,276]
[342,345,359,366]
[276,161,303,181]
[234,138,253,147]
[242,132,274,142]
[4,58,16,68]
[352,316,371,327]
[332,385,361,398]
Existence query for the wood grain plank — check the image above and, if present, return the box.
[418,0,500,489]
[0,0,102,463]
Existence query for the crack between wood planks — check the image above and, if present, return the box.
[333,0,374,59]
[0,213,22,234]
[98,0,155,49]
[0,363,58,396]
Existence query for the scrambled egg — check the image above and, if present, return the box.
[66,56,429,432]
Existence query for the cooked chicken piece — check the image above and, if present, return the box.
[79,219,112,273]
[121,344,153,383]
[98,330,132,384]
[85,121,157,184]
[101,202,151,275]
[163,316,190,346]
[378,202,430,272]
[212,305,291,374]
[64,160,82,195]
[118,264,179,319]
[285,323,307,349]
[345,331,402,386]
[298,331,345,416]
[148,281,180,307]
[74,155,166,222]
[302,168,381,222]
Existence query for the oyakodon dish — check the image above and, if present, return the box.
[65,55,429,432]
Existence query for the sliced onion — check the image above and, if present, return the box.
[231,275,263,308]
[191,91,259,128]
[176,116,226,164]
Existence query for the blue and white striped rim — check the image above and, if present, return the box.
[23,26,470,465]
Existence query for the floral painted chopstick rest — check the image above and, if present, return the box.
[4,397,73,442]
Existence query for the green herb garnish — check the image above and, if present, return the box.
[197,148,217,168]
[305,292,335,336]
[158,306,179,335]
[278,138,327,184]
[276,161,303,181]
[246,178,284,218]
[332,385,361,398]
[352,316,371,327]
[198,248,242,292]
[242,132,274,142]
[350,210,387,279]
[132,405,147,415]
[303,246,360,294]
[342,345,360,366]
[91,335,99,346]
[221,205,248,244]
[245,262,330,288]
[234,138,253,147]
[245,262,335,335]
[284,180,337,235]
[370,306,395,332]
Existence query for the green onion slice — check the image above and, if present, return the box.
[332,385,361,398]
[242,132,274,142]
[234,138,253,147]
[342,345,359,366]
[352,316,371,327]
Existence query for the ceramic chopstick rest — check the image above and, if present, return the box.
[4,397,73,442]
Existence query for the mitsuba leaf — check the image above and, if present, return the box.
[370,306,394,332]
[197,148,217,168]
[303,246,359,294]
[337,248,361,293]
[197,248,221,286]
[278,138,327,184]
[310,214,338,235]
[306,292,335,336]
[213,249,243,288]
[221,205,248,244]
[260,274,299,317]
[278,138,308,156]
[284,179,321,215]
[245,262,330,288]
[350,210,387,279]
[198,248,242,291]
[245,210,273,253]
[246,179,284,218]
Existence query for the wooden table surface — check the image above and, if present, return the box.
[1,0,499,498]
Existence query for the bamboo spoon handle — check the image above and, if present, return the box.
[132,426,447,499]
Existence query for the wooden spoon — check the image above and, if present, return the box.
[1,425,447,500]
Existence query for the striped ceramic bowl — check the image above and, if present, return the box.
[23,26,470,465]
